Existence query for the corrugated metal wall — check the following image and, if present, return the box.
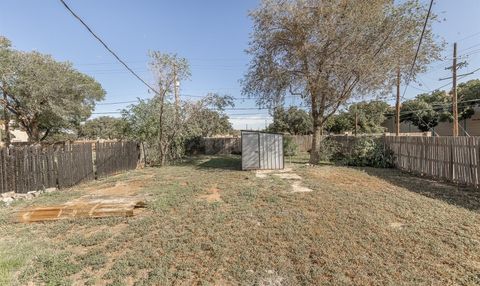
[241,131,284,170]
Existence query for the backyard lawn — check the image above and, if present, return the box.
[1,155,480,285]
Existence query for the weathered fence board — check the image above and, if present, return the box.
[95,141,139,178]
[203,137,241,155]
[384,136,480,188]
[0,141,139,194]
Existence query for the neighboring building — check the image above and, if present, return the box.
[383,107,480,136]
[0,120,29,142]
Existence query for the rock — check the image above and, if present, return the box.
[27,190,41,197]
[2,197,14,205]
[1,191,15,199]
[45,187,57,193]
[14,193,34,200]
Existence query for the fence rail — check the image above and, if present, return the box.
[0,141,139,194]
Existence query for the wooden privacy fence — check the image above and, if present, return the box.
[0,141,139,194]
[288,135,312,152]
[285,134,480,188]
[203,137,241,155]
[384,136,480,187]
[95,141,140,178]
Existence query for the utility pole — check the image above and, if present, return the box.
[173,64,179,122]
[440,42,469,136]
[395,67,401,136]
[452,42,458,137]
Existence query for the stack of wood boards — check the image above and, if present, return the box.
[16,196,146,223]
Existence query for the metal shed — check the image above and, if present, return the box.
[241,131,284,170]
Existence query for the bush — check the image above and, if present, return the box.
[317,137,342,162]
[283,136,298,156]
[341,137,394,168]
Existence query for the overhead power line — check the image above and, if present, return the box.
[456,31,480,43]
[96,100,139,105]
[401,0,434,100]
[58,0,160,96]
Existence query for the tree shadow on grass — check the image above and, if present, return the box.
[196,156,242,171]
[361,167,480,213]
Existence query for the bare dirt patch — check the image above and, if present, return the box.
[272,173,302,180]
[83,174,154,197]
[290,181,313,193]
[199,187,222,203]
[389,222,405,229]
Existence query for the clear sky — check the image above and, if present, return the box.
[1,0,479,129]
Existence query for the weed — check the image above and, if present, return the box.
[67,230,111,247]
[34,252,80,285]
[77,248,108,270]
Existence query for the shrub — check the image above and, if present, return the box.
[283,136,299,156]
[341,137,394,168]
[317,137,342,162]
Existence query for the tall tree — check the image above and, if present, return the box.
[78,116,126,140]
[0,36,105,142]
[401,81,480,132]
[457,79,480,120]
[148,52,190,166]
[325,101,391,134]
[122,93,234,165]
[242,0,442,163]
[324,112,351,134]
[349,101,391,134]
[185,93,235,137]
[400,90,450,132]
[267,106,312,135]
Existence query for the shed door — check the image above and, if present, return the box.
[242,133,260,170]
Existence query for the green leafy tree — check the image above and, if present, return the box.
[78,116,126,140]
[0,36,105,142]
[349,101,391,133]
[401,90,450,131]
[267,106,312,135]
[324,113,352,134]
[457,79,480,120]
[401,100,438,132]
[184,93,234,137]
[148,52,191,165]
[122,93,234,165]
[242,0,442,164]
[325,101,391,134]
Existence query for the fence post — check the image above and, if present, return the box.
[477,138,480,188]
[450,138,454,183]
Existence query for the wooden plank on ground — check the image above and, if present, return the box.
[15,197,146,223]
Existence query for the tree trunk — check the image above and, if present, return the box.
[158,140,169,166]
[28,121,41,143]
[309,87,322,164]
[141,142,147,166]
[309,116,323,164]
